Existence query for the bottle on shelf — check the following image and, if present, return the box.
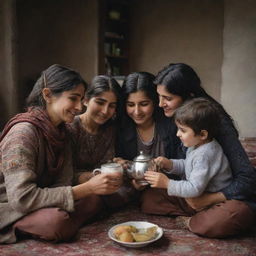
[105,58,112,76]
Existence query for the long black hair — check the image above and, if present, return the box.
[26,64,87,108]
[122,72,161,119]
[86,75,122,121]
[155,63,238,136]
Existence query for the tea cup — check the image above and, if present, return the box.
[93,163,123,176]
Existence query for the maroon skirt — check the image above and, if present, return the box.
[141,188,255,238]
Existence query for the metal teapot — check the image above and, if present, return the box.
[126,151,152,185]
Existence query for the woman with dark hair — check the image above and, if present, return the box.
[141,63,256,238]
[114,72,179,193]
[0,65,122,244]
[68,75,122,181]
[68,75,127,208]
[115,72,175,161]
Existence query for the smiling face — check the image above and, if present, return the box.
[157,85,183,117]
[45,83,85,126]
[126,90,154,127]
[85,90,117,126]
[176,122,208,148]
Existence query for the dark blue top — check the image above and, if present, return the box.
[214,116,256,210]
[115,110,182,161]
[116,109,256,211]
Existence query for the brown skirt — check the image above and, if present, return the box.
[13,194,103,242]
[141,188,255,238]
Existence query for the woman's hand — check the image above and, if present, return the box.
[87,172,122,195]
[185,192,226,211]
[72,172,122,200]
[144,171,169,189]
[113,157,131,170]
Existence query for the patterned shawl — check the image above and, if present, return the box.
[0,107,66,174]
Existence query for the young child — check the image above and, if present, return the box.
[144,97,232,199]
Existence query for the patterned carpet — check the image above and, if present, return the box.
[1,205,256,256]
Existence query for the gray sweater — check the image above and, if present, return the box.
[166,140,232,198]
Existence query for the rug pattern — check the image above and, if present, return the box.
[1,206,256,256]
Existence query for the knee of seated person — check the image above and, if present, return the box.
[44,209,75,242]
[14,208,75,242]
[189,216,244,238]
[189,217,223,238]
[189,201,255,238]
[50,196,104,242]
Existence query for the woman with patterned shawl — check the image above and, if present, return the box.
[0,65,122,244]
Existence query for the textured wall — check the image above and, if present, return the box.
[0,0,17,129]
[221,0,256,137]
[1,0,255,137]
[129,0,224,100]
[16,0,98,109]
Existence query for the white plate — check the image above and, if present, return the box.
[108,221,163,248]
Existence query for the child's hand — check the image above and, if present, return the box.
[144,171,169,189]
[153,157,173,170]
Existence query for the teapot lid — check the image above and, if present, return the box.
[133,151,151,162]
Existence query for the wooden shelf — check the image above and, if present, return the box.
[105,33,124,40]
[98,0,130,76]
[107,18,128,24]
[106,54,128,59]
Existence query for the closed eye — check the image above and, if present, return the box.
[69,96,78,102]
[126,102,134,107]
[140,101,151,106]
[109,103,117,109]
[164,96,173,101]
[95,99,106,105]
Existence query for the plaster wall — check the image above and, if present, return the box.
[0,0,17,128]
[0,2,7,126]
[129,0,224,100]
[16,0,98,109]
[1,0,255,137]
[221,0,256,137]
